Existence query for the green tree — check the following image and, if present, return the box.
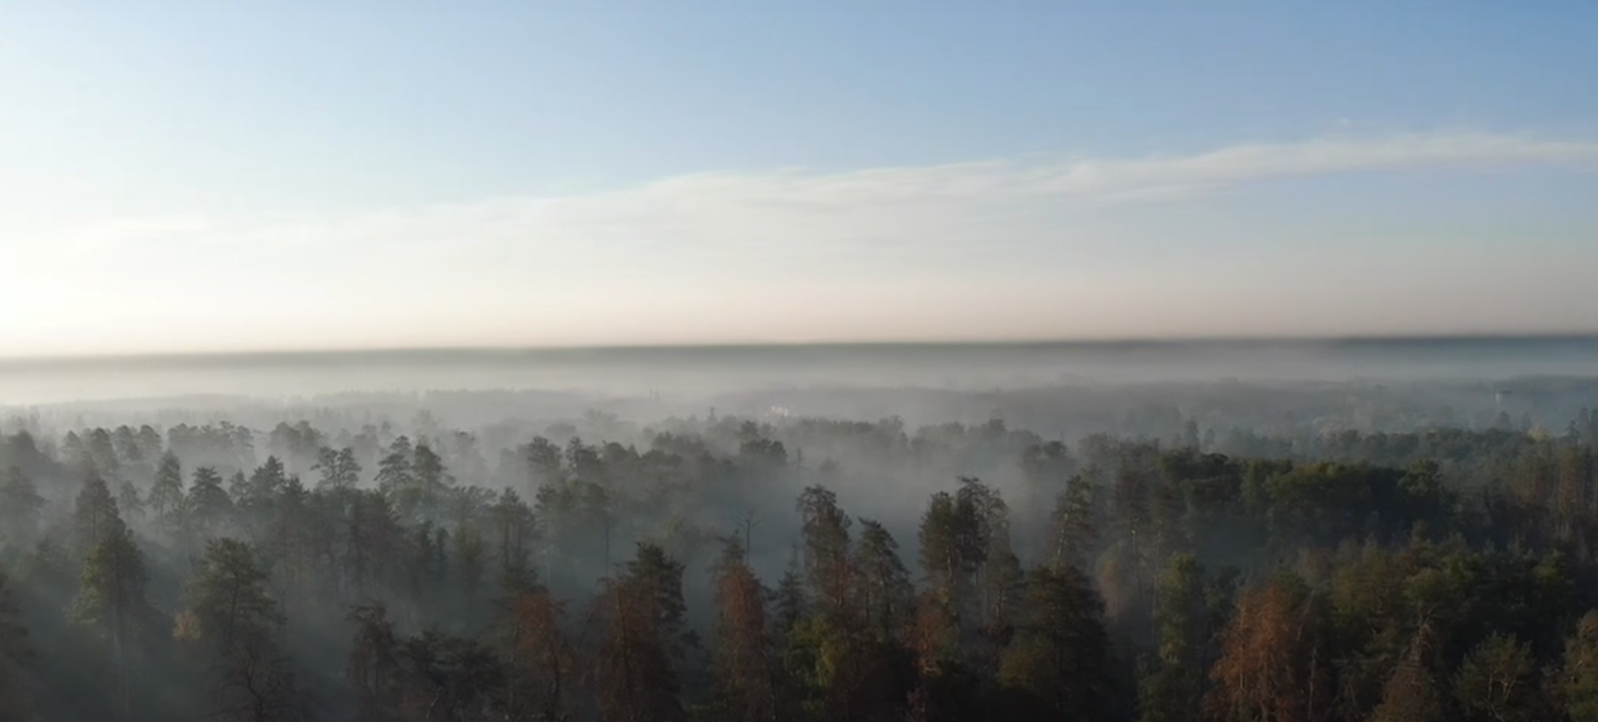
[0,567,35,721]
[264,475,312,618]
[525,436,566,489]
[1138,553,1208,722]
[346,602,400,722]
[1562,611,1598,722]
[1455,632,1539,722]
[797,485,853,622]
[148,451,186,527]
[997,564,1113,721]
[1047,475,1098,571]
[0,466,44,550]
[116,479,145,523]
[1369,654,1447,722]
[314,446,362,491]
[345,490,403,600]
[412,441,449,517]
[1019,441,1075,554]
[492,488,537,582]
[794,486,880,721]
[375,437,416,514]
[238,456,287,521]
[917,478,1022,669]
[73,472,124,552]
[853,519,915,640]
[178,538,306,722]
[454,521,488,623]
[72,525,148,722]
[594,542,689,722]
[771,547,808,643]
[186,466,235,537]
[392,631,503,721]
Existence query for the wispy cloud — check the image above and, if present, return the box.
[42,217,213,256]
[348,131,1598,266]
[22,131,1598,267]
[5,131,1598,354]
[1031,132,1598,199]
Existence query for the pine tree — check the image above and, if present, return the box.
[917,479,1021,668]
[116,479,145,524]
[796,485,853,622]
[265,475,311,618]
[0,567,35,721]
[1370,654,1447,722]
[907,586,971,722]
[73,472,124,552]
[391,631,503,721]
[771,546,808,642]
[495,584,576,722]
[346,602,400,722]
[148,452,186,528]
[227,470,250,505]
[413,441,449,517]
[853,519,915,640]
[375,437,416,513]
[249,457,288,503]
[1047,475,1098,572]
[1563,611,1598,722]
[849,519,918,722]
[0,466,44,550]
[919,492,967,603]
[1206,571,1332,722]
[455,521,488,624]
[708,537,782,722]
[186,466,235,537]
[959,478,1023,661]
[178,538,306,722]
[87,427,121,482]
[1455,632,1539,722]
[997,564,1113,721]
[594,542,689,722]
[345,490,402,600]
[626,541,693,657]
[1138,553,1209,722]
[492,488,537,581]
[234,457,287,541]
[72,524,148,722]
[1019,441,1075,557]
[314,446,362,491]
[793,485,873,722]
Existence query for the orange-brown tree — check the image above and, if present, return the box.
[1206,571,1332,722]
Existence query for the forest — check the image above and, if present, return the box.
[4,398,1598,721]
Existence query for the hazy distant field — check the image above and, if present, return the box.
[3,336,1598,408]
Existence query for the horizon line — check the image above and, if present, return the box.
[4,330,1598,368]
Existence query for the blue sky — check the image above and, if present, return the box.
[2,3,1597,356]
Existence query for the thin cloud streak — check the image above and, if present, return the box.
[1034,132,1598,199]
[18,131,1597,266]
[4,131,1597,355]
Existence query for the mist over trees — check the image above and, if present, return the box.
[2,377,1598,720]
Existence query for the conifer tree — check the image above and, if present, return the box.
[0,567,35,721]
[0,466,44,550]
[178,538,306,722]
[707,538,782,722]
[148,451,186,528]
[997,564,1113,721]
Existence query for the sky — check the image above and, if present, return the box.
[2,3,1597,358]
